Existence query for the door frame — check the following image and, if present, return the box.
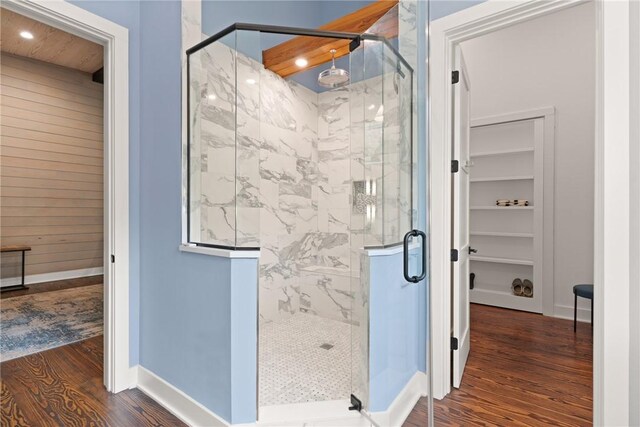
[428,0,634,424]
[3,0,132,393]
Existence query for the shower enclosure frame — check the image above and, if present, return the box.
[185,22,415,251]
[185,21,424,423]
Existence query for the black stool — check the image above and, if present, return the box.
[573,284,593,332]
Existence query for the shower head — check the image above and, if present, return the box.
[318,49,350,89]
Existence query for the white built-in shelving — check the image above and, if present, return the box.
[470,175,534,183]
[470,255,533,266]
[470,205,533,210]
[470,231,534,238]
[468,116,544,313]
[470,147,534,158]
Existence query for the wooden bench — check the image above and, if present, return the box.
[1,245,31,292]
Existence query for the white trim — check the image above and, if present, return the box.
[258,373,427,426]
[364,242,419,257]
[428,0,595,402]
[594,1,632,424]
[368,371,428,427]
[470,106,555,127]
[179,244,260,259]
[2,0,131,393]
[0,267,104,288]
[135,366,229,427]
[553,304,592,324]
[132,367,425,427]
[258,400,357,426]
[470,290,538,312]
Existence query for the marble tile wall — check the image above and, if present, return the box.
[189,34,413,328]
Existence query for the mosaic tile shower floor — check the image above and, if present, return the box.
[259,313,353,407]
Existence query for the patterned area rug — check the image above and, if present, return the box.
[0,284,103,361]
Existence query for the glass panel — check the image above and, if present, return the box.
[362,39,385,248]
[235,30,262,248]
[188,31,237,247]
[254,29,358,410]
[349,40,369,409]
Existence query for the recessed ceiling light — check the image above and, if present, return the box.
[20,31,34,40]
[295,58,308,68]
[246,78,256,85]
[368,104,376,110]
[208,94,217,100]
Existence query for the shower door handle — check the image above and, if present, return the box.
[403,229,426,283]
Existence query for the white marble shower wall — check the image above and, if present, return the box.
[297,87,356,325]
[258,67,322,323]
[190,35,413,327]
[191,41,355,324]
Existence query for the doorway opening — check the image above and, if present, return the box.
[0,7,106,361]
[435,1,596,424]
[0,0,130,394]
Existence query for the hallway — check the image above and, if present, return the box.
[405,304,593,426]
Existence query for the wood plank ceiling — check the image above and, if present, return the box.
[0,7,103,73]
[263,0,398,78]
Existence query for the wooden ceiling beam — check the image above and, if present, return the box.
[262,0,398,78]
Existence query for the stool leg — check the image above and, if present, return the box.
[591,298,594,332]
[21,250,26,287]
[574,293,577,332]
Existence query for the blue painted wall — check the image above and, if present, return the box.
[138,1,257,422]
[66,0,485,421]
[70,1,257,422]
[368,250,425,411]
[429,0,486,21]
[201,0,371,35]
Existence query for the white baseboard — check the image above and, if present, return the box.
[369,371,428,427]
[258,400,359,426]
[135,365,229,427]
[0,267,104,288]
[132,366,425,427]
[554,304,592,323]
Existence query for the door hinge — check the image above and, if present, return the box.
[451,337,459,351]
[452,70,460,84]
[111,254,115,263]
[451,160,459,173]
[348,394,362,412]
[450,249,459,262]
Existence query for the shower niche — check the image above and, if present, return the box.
[187,14,422,420]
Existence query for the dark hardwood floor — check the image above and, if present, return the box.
[0,275,103,299]
[405,304,593,426]
[0,336,185,426]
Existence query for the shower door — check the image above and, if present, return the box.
[349,33,427,415]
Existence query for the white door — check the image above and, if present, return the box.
[452,46,471,388]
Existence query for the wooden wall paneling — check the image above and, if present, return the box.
[1,96,103,125]
[1,167,104,183]
[0,53,104,281]
[0,85,102,116]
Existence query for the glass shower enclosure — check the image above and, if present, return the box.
[187,17,427,423]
